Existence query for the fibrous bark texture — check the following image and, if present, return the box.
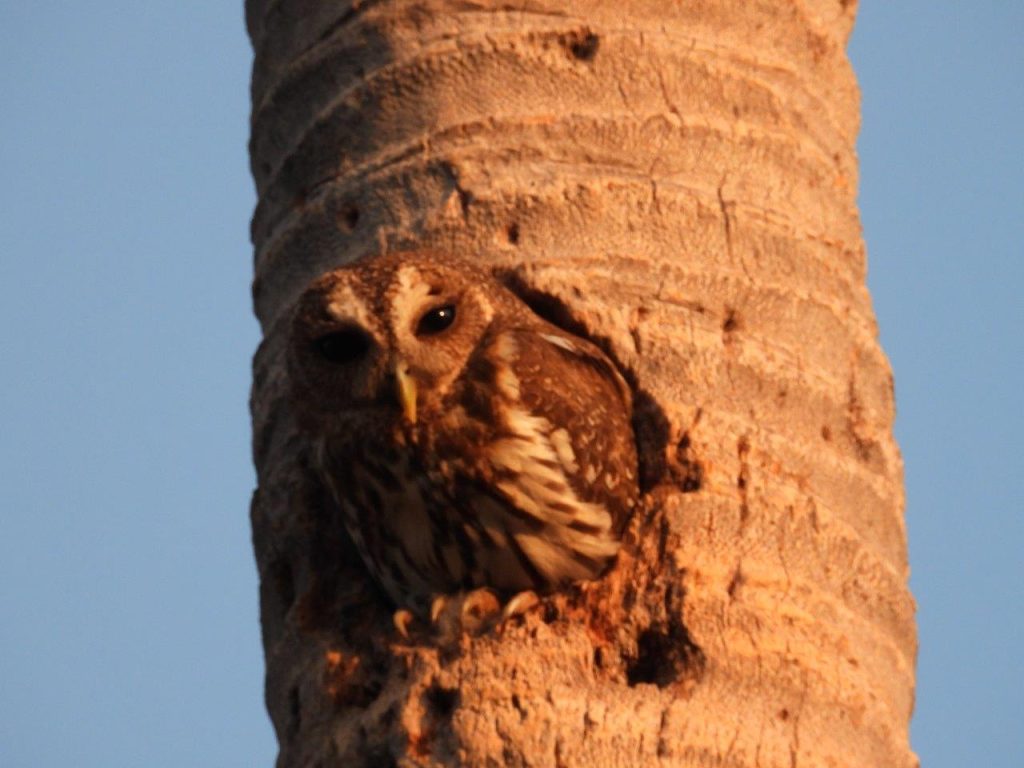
[247,2,916,766]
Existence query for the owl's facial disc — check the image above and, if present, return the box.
[391,302,459,424]
[390,266,494,408]
[286,273,396,425]
[299,317,387,410]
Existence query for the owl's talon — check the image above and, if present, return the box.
[429,594,449,624]
[502,590,539,620]
[393,608,415,638]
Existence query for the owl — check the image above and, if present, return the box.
[287,252,638,625]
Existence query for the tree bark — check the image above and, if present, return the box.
[247,1,916,766]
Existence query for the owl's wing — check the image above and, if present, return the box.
[459,326,638,587]
[495,327,637,511]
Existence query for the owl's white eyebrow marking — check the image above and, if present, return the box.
[326,284,373,328]
[395,265,423,293]
[391,265,433,334]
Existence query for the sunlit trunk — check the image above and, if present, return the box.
[247,1,916,765]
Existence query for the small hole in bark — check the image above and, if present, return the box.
[722,308,740,334]
[457,187,472,215]
[338,203,360,232]
[737,436,751,490]
[564,30,600,61]
[727,566,743,599]
[506,222,520,244]
[541,601,560,624]
[821,425,832,441]
[778,708,790,721]
[425,684,460,719]
[627,622,704,689]
[511,693,527,721]
[673,433,703,493]
[627,630,679,688]
[623,585,638,611]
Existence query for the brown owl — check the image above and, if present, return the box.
[287,252,638,625]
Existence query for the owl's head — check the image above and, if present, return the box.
[287,253,501,428]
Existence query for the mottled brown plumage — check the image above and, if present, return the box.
[287,252,638,613]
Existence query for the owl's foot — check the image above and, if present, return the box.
[502,589,539,620]
[428,588,540,640]
[430,587,500,638]
[393,608,416,639]
[392,589,540,640]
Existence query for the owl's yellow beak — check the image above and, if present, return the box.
[394,360,417,424]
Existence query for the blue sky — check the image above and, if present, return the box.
[1,4,1020,766]
[853,4,1023,764]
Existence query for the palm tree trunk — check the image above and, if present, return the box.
[247,1,916,765]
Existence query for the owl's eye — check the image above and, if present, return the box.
[415,304,457,337]
[314,327,371,364]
